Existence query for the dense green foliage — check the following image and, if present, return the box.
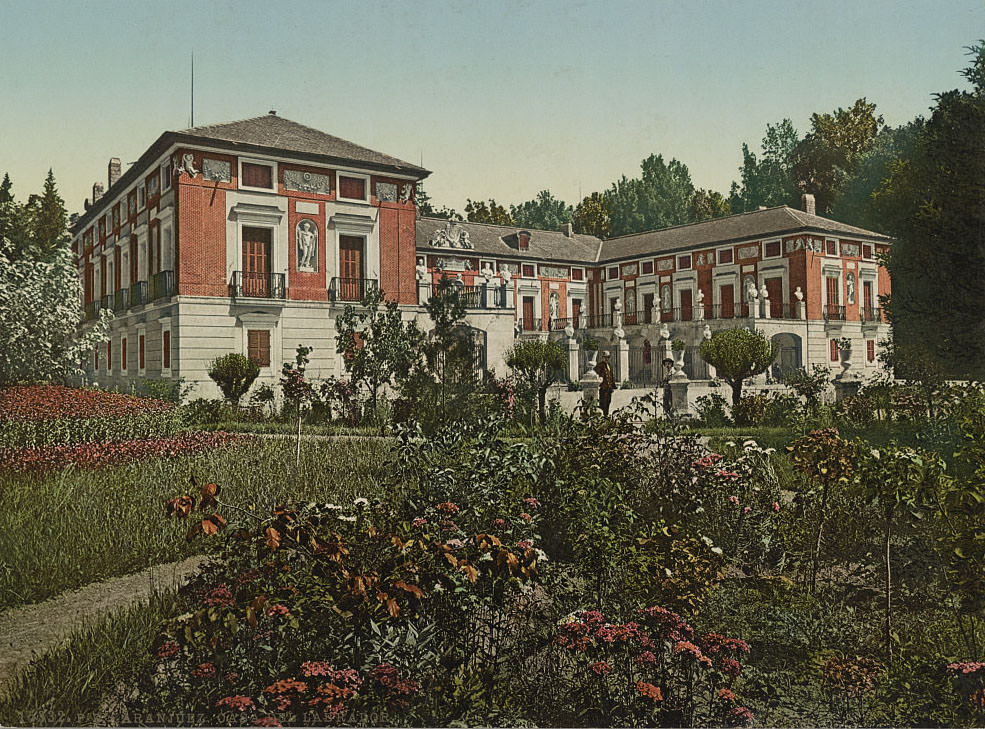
[699,329,779,405]
[208,354,261,406]
[505,339,565,424]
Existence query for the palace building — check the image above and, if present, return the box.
[72,114,892,398]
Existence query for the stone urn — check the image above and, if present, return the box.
[585,349,599,371]
[839,344,853,373]
[672,347,686,376]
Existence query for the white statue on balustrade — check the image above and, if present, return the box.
[415,257,427,282]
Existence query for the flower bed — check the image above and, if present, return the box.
[0,431,249,474]
[0,385,180,446]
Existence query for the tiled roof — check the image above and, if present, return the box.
[416,217,603,263]
[177,113,429,176]
[598,206,892,262]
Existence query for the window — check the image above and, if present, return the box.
[608,266,618,280]
[830,340,839,362]
[571,268,583,281]
[718,249,733,264]
[764,240,781,258]
[241,162,274,190]
[247,330,271,367]
[113,205,120,229]
[338,175,367,201]
[162,330,171,371]
[137,183,145,210]
[641,261,654,275]
[826,239,838,256]
[138,333,145,371]
[161,158,172,191]
[128,194,135,218]
[121,337,127,371]
[862,244,873,259]
[94,346,99,371]
[106,341,112,371]
[867,340,876,362]
[522,264,535,278]
[678,255,692,270]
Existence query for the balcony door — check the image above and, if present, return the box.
[863,280,874,318]
[339,235,364,301]
[522,297,535,330]
[243,227,272,297]
[572,298,582,328]
[680,289,693,321]
[766,277,783,318]
[720,284,734,319]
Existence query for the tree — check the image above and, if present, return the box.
[335,287,419,415]
[877,42,985,378]
[605,154,695,236]
[699,329,778,405]
[688,188,731,222]
[0,174,11,205]
[465,198,513,225]
[506,339,566,424]
[791,98,884,214]
[208,353,260,405]
[729,119,800,213]
[33,169,67,260]
[572,192,611,238]
[0,244,111,385]
[510,190,573,231]
[0,175,35,261]
[415,183,461,221]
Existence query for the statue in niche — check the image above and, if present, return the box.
[415,257,427,282]
[296,220,318,272]
[549,292,560,320]
[500,266,512,285]
[400,184,413,203]
[745,276,758,301]
[660,284,672,312]
[794,286,804,302]
[696,288,704,304]
[846,272,856,304]
[760,283,769,299]
[480,262,495,281]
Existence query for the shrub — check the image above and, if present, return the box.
[732,394,769,426]
[695,392,731,427]
[763,392,801,428]
[208,354,260,406]
[182,398,226,427]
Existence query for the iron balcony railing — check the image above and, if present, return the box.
[130,280,148,307]
[549,316,580,331]
[84,299,101,321]
[587,313,615,329]
[113,288,129,312]
[861,306,881,323]
[823,304,847,322]
[518,317,542,332]
[231,271,286,299]
[459,285,481,309]
[329,277,377,303]
[150,270,175,301]
[101,293,114,311]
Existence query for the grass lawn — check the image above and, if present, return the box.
[196,419,386,437]
[0,437,393,610]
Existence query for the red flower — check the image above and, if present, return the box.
[155,640,179,659]
[203,585,234,607]
[718,688,737,703]
[266,604,290,617]
[192,662,217,679]
[589,661,611,676]
[411,517,427,528]
[435,502,459,514]
[636,650,657,665]
[216,695,255,711]
[519,512,532,522]
[636,681,663,701]
[523,497,541,509]
[253,718,282,727]
[516,539,533,549]
[492,518,507,528]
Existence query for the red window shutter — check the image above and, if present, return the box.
[122,338,127,370]
[867,340,875,362]
[139,335,145,369]
[242,163,273,189]
[339,176,365,200]
[826,277,839,306]
[163,331,171,369]
[94,347,99,370]
[107,341,112,369]
[830,340,839,362]
[248,330,271,367]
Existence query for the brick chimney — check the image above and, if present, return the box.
[561,222,573,238]
[92,182,104,203]
[108,158,122,188]
[802,193,816,216]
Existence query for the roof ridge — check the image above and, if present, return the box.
[419,215,597,239]
[177,113,271,134]
[603,205,793,242]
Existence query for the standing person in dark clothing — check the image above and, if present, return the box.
[595,350,615,416]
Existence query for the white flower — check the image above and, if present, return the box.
[323,503,343,511]
[534,548,549,563]
[353,497,369,507]
[433,582,446,593]
[479,552,494,562]
[336,514,356,522]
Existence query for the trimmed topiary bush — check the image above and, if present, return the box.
[208,353,260,406]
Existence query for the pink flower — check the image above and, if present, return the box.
[216,695,255,711]
[156,640,179,659]
[203,585,235,607]
[772,501,780,512]
[589,661,611,675]
[411,517,427,528]
[743,506,751,514]
[492,518,506,528]
[192,662,217,678]
[519,512,532,522]
[636,650,657,665]
[436,501,459,514]
[523,497,541,509]
[445,538,465,549]
[721,657,742,677]
[254,718,283,727]
[266,604,290,617]
[516,539,533,549]
[728,495,739,505]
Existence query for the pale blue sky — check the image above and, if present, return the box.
[0,0,981,216]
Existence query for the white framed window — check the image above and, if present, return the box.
[571,267,584,282]
[763,239,782,259]
[121,335,128,372]
[337,172,370,203]
[160,318,172,377]
[137,324,146,375]
[238,158,277,192]
[161,158,172,191]
[825,238,839,257]
[677,254,692,270]
[717,247,734,265]
[137,182,146,210]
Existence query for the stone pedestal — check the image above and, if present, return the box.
[668,373,690,416]
[567,337,580,383]
[418,281,430,305]
[761,298,771,318]
[580,371,601,411]
[833,376,862,401]
[616,336,630,384]
[796,301,805,320]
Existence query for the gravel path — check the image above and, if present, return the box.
[0,555,206,696]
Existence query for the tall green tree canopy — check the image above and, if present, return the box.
[33,169,68,259]
[791,98,885,215]
[699,328,778,406]
[510,190,573,231]
[572,192,612,238]
[878,42,985,378]
[729,119,800,213]
[465,198,513,225]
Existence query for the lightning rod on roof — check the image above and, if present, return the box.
[190,53,195,127]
